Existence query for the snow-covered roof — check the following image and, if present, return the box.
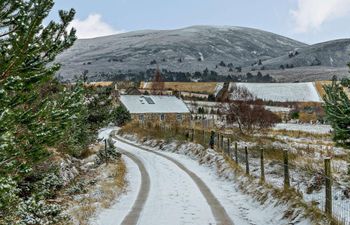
[119,95,190,114]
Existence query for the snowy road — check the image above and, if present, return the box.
[116,140,233,225]
[114,138,233,225]
[93,128,293,225]
[118,150,150,225]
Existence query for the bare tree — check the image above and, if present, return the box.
[220,85,280,134]
[150,65,165,95]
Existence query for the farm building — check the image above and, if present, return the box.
[119,95,191,125]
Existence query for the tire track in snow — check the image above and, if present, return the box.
[119,150,150,225]
[115,137,234,225]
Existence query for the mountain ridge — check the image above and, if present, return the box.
[55,25,349,82]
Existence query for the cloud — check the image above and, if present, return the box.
[291,0,350,33]
[68,14,124,39]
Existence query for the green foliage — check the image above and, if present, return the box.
[112,106,131,126]
[0,174,67,225]
[16,197,68,225]
[290,111,300,120]
[340,78,350,88]
[85,87,114,127]
[0,177,20,221]
[34,173,63,199]
[0,0,76,177]
[0,0,85,223]
[323,76,350,147]
[65,180,88,195]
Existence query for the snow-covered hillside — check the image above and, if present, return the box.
[55,25,306,81]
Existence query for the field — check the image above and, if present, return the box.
[139,81,334,103]
[140,81,220,94]
[232,82,322,102]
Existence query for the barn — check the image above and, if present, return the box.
[119,95,191,125]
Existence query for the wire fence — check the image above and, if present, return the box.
[180,126,350,225]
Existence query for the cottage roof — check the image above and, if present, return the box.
[119,95,190,114]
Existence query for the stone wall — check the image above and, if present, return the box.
[131,113,191,126]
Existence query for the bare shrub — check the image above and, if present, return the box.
[221,85,280,134]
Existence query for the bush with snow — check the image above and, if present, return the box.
[0,177,20,222]
[16,197,68,225]
[34,173,64,199]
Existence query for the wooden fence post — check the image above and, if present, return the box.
[104,139,108,165]
[202,130,205,146]
[260,148,265,182]
[245,146,249,175]
[210,131,215,149]
[220,135,224,151]
[324,158,332,216]
[227,138,231,156]
[216,133,220,150]
[283,150,290,189]
[235,142,238,163]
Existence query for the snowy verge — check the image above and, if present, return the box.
[89,156,140,225]
[116,132,332,225]
[63,127,126,225]
[274,123,332,134]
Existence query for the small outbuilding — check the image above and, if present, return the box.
[119,95,191,125]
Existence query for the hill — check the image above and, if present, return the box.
[261,39,350,69]
[55,26,306,82]
[55,26,350,82]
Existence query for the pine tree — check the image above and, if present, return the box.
[0,0,76,176]
[323,75,350,147]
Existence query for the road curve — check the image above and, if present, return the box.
[115,136,234,225]
[119,150,151,225]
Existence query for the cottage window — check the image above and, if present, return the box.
[176,114,182,121]
[160,114,165,121]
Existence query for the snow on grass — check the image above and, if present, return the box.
[90,156,140,225]
[160,150,295,225]
[274,123,332,134]
[232,82,322,102]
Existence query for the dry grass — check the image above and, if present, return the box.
[101,160,126,209]
[65,159,127,225]
[70,202,97,225]
[139,81,219,94]
[316,80,350,99]
[80,143,103,159]
[84,81,114,87]
[120,122,189,143]
[269,129,332,140]
[315,81,331,99]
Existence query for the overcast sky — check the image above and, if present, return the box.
[50,0,350,44]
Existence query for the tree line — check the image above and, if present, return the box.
[81,68,275,83]
[0,1,130,224]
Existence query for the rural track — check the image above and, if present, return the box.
[118,150,151,225]
[114,136,234,225]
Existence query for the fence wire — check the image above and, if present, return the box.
[185,127,350,225]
